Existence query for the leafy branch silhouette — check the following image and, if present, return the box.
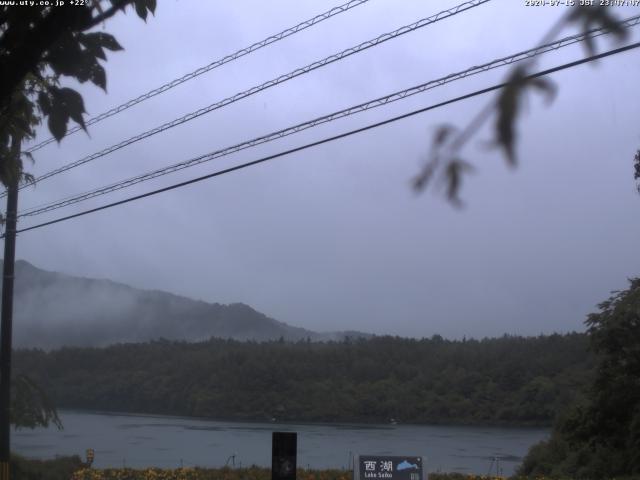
[415,6,630,205]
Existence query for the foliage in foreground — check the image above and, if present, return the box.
[70,467,351,480]
[69,467,513,480]
[11,453,84,480]
[0,0,156,189]
[9,458,513,480]
[66,466,640,480]
[519,278,640,479]
[14,457,640,480]
[11,373,61,430]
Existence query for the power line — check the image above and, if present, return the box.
[9,40,640,238]
[24,0,373,154]
[8,0,489,198]
[18,15,640,219]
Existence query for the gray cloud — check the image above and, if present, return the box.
[14,0,640,339]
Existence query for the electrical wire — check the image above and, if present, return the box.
[9,40,639,238]
[24,0,374,154]
[18,14,640,219]
[6,0,490,198]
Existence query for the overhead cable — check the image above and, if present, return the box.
[10,0,490,198]
[9,40,640,237]
[18,15,640,218]
[25,0,374,153]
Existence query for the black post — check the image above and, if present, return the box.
[271,432,298,480]
[0,179,18,480]
[272,432,297,480]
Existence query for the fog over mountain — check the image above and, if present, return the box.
[12,1,640,339]
[1,259,368,349]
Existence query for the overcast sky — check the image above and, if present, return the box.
[13,0,640,338]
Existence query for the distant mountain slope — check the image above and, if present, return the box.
[0,259,368,348]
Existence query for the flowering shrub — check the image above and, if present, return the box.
[70,467,352,480]
[427,476,505,480]
[67,466,640,480]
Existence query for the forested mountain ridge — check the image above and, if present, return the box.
[15,333,593,426]
[1,259,368,348]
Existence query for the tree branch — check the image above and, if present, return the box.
[85,0,133,30]
[0,0,136,112]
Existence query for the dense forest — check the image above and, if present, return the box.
[519,278,640,478]
[14,333,592,426]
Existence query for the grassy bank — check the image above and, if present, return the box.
[16,457,640,480]
[69,467,506,480]
[11,458,507,480]
[11,454,85,480]
[69,468,640,480]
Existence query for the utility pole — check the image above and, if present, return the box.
[0,178,18,480]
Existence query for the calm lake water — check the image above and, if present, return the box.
[13,410,548,476]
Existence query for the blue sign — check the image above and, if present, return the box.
[358,455,424,480]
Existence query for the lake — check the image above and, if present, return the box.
[13,410,548,476]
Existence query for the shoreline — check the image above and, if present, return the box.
[56,408,553,431]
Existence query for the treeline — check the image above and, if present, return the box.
[518,278,640,478]
[14,333,593,426]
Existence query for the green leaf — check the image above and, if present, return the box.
[494,69,557,167]
[584,33,596,58]
[444,159,474,206]
[37,92,51,116]
[21,172,36,186]
[134,0,149,20]
[90,31,123,51]
[55,87,86,130]
[45,33,86,77]
[46,86,86,139]
[46,31,110,86]
[47,109,68,142]
[569,6,629,57]
[22,151,35,165]
[433,124,456,147]
[78,33,107,60]
[529,77,556,105]
[90,64,107,91]
[634,150,640,194]
[495,69,525,165]
[412,162,436,191]
[132,0,157,21]
[11,374,62,430]
[12,115,31,136]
